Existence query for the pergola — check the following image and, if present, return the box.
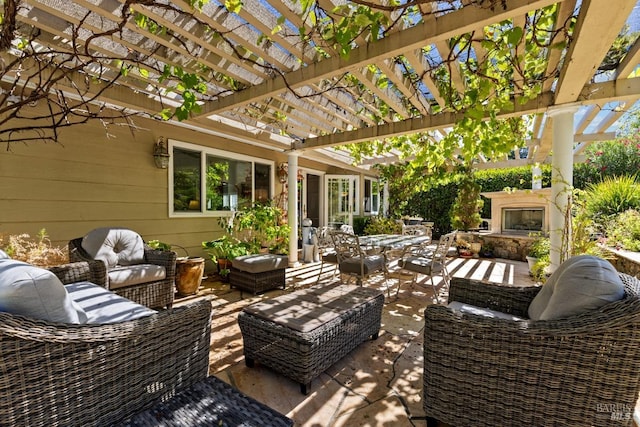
[3,0,640,265]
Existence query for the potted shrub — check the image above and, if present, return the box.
[527,234,550,279]
[202,235,248,273]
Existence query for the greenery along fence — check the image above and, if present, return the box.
[405,163,603,237]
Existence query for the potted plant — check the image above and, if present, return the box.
[456,238,473,258]
[527,234,550,279]
[202,235,248,273]
[234,202,289,252]
[148,240,205,296]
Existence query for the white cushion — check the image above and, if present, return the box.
[107,264,166,289]
[448,301,524,321]
[65,281,156,324]
[81,228,145,268]
[0,259,87,324]
[0,249,10,259]
[528,255,624,321]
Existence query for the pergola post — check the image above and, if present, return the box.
[547,105,580,272]
[287,152,300,266]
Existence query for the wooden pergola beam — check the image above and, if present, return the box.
[554,0,636,104]
[196,0,557,117]
[294,77,640,151]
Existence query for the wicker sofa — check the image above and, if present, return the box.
[69,228,176,309]
[423,272,640,427]
[0,259,212,427]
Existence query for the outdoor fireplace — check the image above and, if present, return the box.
[502,207,544,233]
[481,188,551,235]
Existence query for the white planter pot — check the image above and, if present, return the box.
[526,256,538,273]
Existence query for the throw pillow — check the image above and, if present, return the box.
[528,255,624,321]
[81,227,145,268]
[0,259,87,324]
[0,249,9,259]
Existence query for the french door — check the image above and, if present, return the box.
[325,175,359,228]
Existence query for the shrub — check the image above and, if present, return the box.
[0,229,68,267]
[583,176,640,226]
[607,210,640,252]
[363,216,402,235]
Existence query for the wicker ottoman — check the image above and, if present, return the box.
[238,283,384,394]
[230,254,288,296]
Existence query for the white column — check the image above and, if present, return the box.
[547,105,580,272]
[287,152,300,266]
[383,181,390,217]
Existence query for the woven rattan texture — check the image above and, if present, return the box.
[120,375,293,427]
[238,286,384,391]
[0,296,212,427]
[424,273,640,427]
[69,238,176,308]
[49,260,108,287]
[229,267,285,294]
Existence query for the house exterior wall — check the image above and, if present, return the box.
[0,110,345,264]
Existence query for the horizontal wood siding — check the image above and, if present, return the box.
[0,108,339,269]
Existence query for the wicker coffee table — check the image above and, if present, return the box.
[238,283,384,394]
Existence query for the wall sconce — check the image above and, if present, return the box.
[153,137,170,169]
[277,163,288,184]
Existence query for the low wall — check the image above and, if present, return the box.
[456,232,640,278]
[604,248,640,278]
[456,232,535,262]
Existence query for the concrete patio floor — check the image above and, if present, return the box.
[175,256,536,426]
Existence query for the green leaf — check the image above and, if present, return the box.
[139,68,149,78]
[160,109,172,121]
[506,26,523,46]
[225,0,242,14]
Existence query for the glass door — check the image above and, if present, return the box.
[325,175,359,228]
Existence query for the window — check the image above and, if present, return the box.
[364,177,380,215]
[170,140,273,216]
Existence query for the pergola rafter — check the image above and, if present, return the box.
[2,0,639,171]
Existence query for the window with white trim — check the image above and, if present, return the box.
[170,140,273,216]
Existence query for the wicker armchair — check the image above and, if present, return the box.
[0,261,212,427]
[69,236,176,309]
[423,273,640,427]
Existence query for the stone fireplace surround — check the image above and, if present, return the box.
[481,188,552,235]
[454,189,554,262]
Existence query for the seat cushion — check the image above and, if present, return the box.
[0,259,87,324]
[339,254,385,275]
[398,256,443,275]
[65,281,156,324]
[107,264,166,289]
[232,254,289,274]
[528,255,625,321]
[81,228,145,268]
[449,301,524,321]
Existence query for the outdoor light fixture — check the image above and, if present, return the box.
[277,163,288,183]
[153,137,170,169]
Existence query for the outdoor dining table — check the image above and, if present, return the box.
[359,234,432,252]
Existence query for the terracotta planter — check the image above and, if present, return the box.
[175,257,205,296]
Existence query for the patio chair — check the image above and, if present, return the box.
[396,231,456,301]
[69,227,176,309]
[423,256,640,427]
[314,226,339,284]
[331,231,390,297]
[0,255,213,426]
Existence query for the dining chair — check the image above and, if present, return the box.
[330,231,390,298]
[396,231,457,301]
[314,226,339,284]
